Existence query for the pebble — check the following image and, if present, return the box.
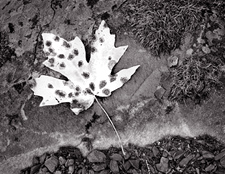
[66,158,74,166]
[220,156,225,168]
[30,164,41,174]
[215,149,225,160]
[87,150,106,163]
[156,157,169,173]
[68,165,74,174]
[129,159,140,170]
[44,155,59,173]
[58,156,66,165]
[154,86,166,101]
[152,146,160,157]
[110,153,123,162]
[92,163,107,172]
[205,164,216,172]
[167,55,179,67]
[39,153,47,164]
[202,151,214,159]
[109,160,119,173]
[179,154,194,167]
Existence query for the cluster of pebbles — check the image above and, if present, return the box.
[20,135,225,174]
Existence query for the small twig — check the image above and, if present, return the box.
[94,96,125,155]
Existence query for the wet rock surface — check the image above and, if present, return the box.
[20,134,225,174]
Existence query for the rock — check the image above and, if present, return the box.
[167,55,179,67]
[129,159,140,170]
[87,150,106,163]
[44,155,59,173]
[152,146,160,157]
[202,151,214,159]
[215,149,225,160]
[30,164,41,174]
[156,157,169,173]
[68,165,74,174]
[202,45,211,54]
[205,164,216,172]
[174,150,184,160]
[55,171,62,174]
[110,153,123,162]
[109,160,119,173]
[220,156,225,168]
[32,156,40,165]
[99,170,110,174]
[92,163,106,172]
[123,161,131,171]
[39,153,47,164]
[179,154,194,167]
[66,159,74,166]
[154,86,166,101]
[59,156,66,165]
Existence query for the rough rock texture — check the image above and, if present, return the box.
[0,0,225,174]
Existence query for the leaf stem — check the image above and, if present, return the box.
[94,97,125,155]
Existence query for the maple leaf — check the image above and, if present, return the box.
[31,20,140,115]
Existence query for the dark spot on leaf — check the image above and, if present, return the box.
[86,88,92,94]
[99,80,107,89]
[46,41,52,47]
[75,86,80,91]
[102,89,110,95]
[68,92,73,98]
[8,23,15,33]
[99,38,104,43]
[58,54,65,58]
[62,41,71,48]
[89,82,95,91]
[78,61,83,67]
[101,12,110,20]
[91,47,96,53]
[110,76,116,82]
[55,90,66,97]
[75,92,80,96]
[68,54,74,60]
[54,36,60,41]
[48,83,53,88]
[49,58,54,66]
[108,56,112,60]
[59,62,66,68]
[120,77,128,84]
[82,72,90,79]
[49,48,54,53]
[73,49,79,55]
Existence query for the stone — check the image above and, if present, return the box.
[39,153,47,164]
[87,150,106,163]
[109,160,119,173]
[54,171,62,174]
[68,165,74,174]
[110,153,123,162]
[123,161,131,171]
[179,154,194,167]
[59,156,66,165]
[205,164,216,172]
[154,86,166,101]
[99,170,110,174]
[215,149,225,160]
[167,55,179,67]
[129,159,140,170]
[66,158,74,166]
[44,155,59,173]
[30,164,41,174]
[156,157,169,173]
[202,45,211,54]
[92,163,106,172]
[32,156,40,165]
[220,156,225,168]
[152,146,160,157]
[174,150,184,160]
[202,151,214,159]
